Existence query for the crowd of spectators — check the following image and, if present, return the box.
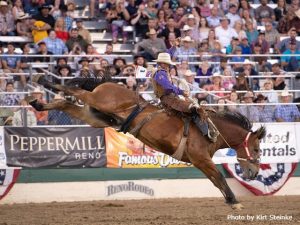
[0,0,300,126]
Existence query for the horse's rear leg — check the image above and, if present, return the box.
[189,156,243,210]
[29,99,112,128]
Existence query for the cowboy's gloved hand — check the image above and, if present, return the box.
[197,107,208,121]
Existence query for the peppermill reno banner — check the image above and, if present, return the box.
[4,127,106,168]
[105,128,192,168]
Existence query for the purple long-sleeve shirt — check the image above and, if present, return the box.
[154,69,184,96]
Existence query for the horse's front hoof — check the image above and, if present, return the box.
[231,203,244,210]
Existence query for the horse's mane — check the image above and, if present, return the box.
[213,111,253,131]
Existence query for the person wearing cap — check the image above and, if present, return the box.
[281,39,300,71]
[255,94,276,122]
[35,41,53,63]
[65,27,89,52]
[0,1,15,36]
[173,36,197,66]
[236,59,259,90]
[133,28,166,61]
[183,69,200,98]
[30,86,49,125]
[238,91,260,123]
[226,4,241,28]
[206,6,221,28]
[76,18,92,44]
[16,12,32,37]
[185,13,200,42]
[275,91,300,122]
[152,52,216,141]
[215,16,238,48]
[76,57,95,78]
[32,4,55,28]
[203,73,226,100]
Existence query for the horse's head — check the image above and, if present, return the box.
[235,126,266,180]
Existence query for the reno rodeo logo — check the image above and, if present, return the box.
[106,182,154,197]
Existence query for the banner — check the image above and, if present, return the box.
[223,163,298,195]
[105,128,192,168]
[4,127,106,168]
[0,168,20,200]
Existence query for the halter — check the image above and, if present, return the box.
[236,132,257,163]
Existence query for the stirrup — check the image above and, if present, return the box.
[208,129,219,143]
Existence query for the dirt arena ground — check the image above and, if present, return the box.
[0,196,299,225]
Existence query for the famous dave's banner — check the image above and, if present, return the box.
[105,128,192,168]
[4,127,106,168]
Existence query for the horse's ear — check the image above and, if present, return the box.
[254,126,266,140]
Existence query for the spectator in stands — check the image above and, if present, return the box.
[31,86,48,125]
[216,98,228,112]
[238,91,259,122]
[159,17,181,40]
[31,17,48,43]
[226,4,241,27]
[145,0,158,19]
[197,17,210,43]
[239,37,252,54]
[54,57,68,73]
[245,20,258,45]
[290,9,300,35]
[183,69,200,99]
[57,5,72,32]
[253,30,269,54]
[270,63,287,91]
[277,10,297,34]
[54,17,69,42]
[239,0,255,18]
[126,0,138,16]
[20,43,33,73]
[211,0,224,17]
[133,29,166,61]
[281,39,300,71]
[261,79,279,103]
[289,0,300,12]
[275,91,300,122]
[274,0,288,22]
[23,0,40,16]
[56,64,72,85]
[1,82,22,106]
[125,76,137,91]
[206,29,217,50]
[215,16,238,48]
[255,0,275,25]
[255,94,276,122]
[0,1,16,36]
[173,6,186,28]
[196,60,214,86]
[230,46,245,71]
[184,14,200,42]
[68,43,86,71]
[233,20,247,41]
[177,60,189,77]
[232,73,250,100]
[35,41,53,62]
[33,4,55,28]
[106,0,130,43]
[157,9,167,34]
[226,90,240,112]
[134,54,147,68]
[264,22,280,48]
[173,36,197,67]
[40,29,68,55]
[236,59,259,90]
[277,28,300,53]
[66,1,75,18]
[241,9,257,29]
[222,67,236,91]
[65,28,88,52]
[226,37,239,54]
[209,40,224,63]
[204,73,226,102]
[206,7,221,28]
[12,98,37,126]
[86,44,101,73]
[75,19,92,44]
[12,0,25,21]
[48,94,72,125]
[16,13,32,37]
[113,57,126,75]
[130,3,151,38]
[76,57,95,78]
[2,42,26,89]
[161,0,173,18]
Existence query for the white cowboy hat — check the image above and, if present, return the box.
[181,36,193,43]
[187,14,195,19]
[0,1,8,6]
[182,25,192,31]
[153,53,175,65]
[280,91,292,97]
[17,13,31,20]
[184,70,196,77]
[31,86,45,94]
[243,91,255,99]
[211,73,223,79]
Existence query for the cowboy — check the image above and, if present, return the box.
[151,52,217,142]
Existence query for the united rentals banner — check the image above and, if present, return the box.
[4,127,106,168]
[105,128,192,168]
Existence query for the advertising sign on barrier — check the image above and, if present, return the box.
[105,128,192,168]
[4,127,106,168]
